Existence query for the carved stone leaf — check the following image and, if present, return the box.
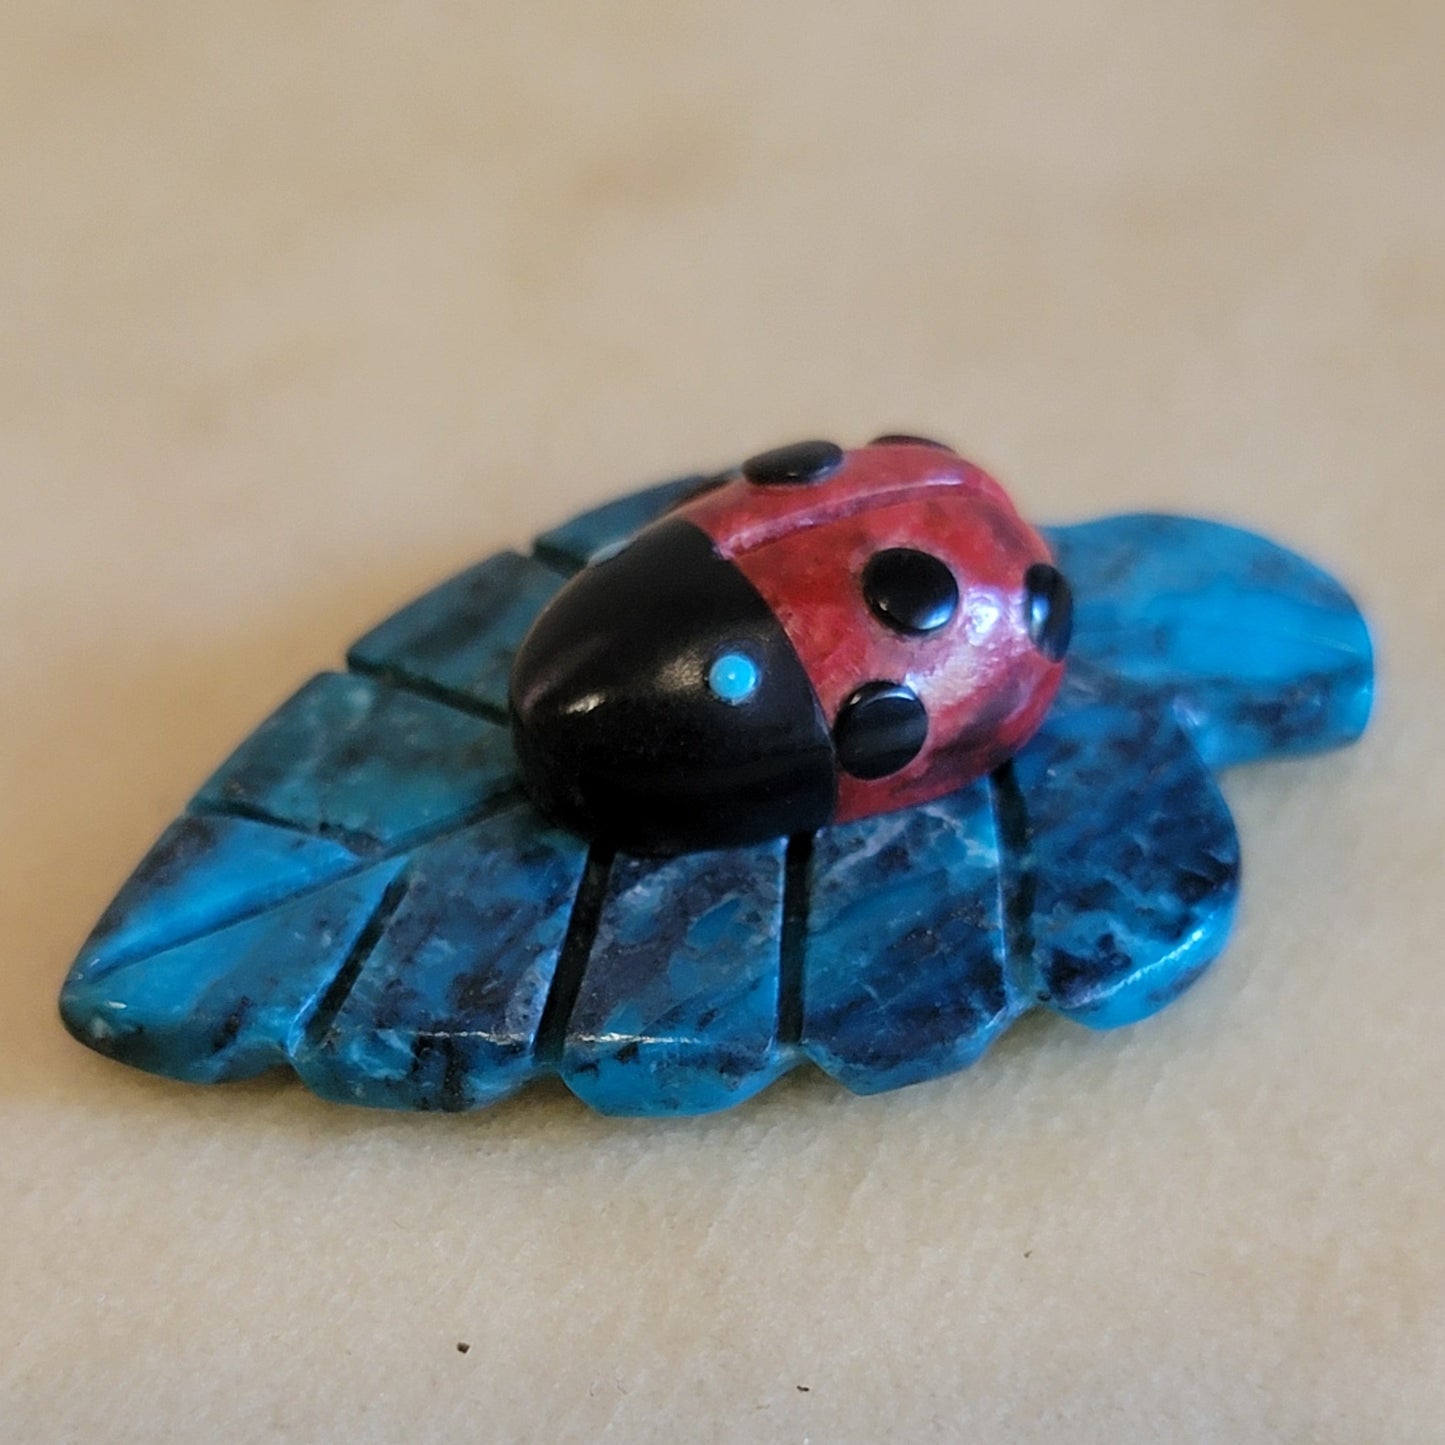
[60,481,1373,1114]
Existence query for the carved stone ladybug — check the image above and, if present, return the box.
[509,436,1073,854]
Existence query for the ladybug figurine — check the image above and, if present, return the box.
[57,432,1373,1116]
[510,436,1073,854]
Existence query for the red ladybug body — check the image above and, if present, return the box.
[680,438,1066,824]
[509,437,1071,854]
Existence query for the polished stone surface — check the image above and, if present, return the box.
[12,13,1437,1434]
[348,552,570,719]
[562,839,791,1116]
[800,780,1013,1094]
[1046,513,1374,768]
[59,482,1374,1114]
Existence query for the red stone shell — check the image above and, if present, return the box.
[676,440,1064,823]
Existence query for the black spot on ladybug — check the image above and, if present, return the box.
[1025,563,1074,662]
[741,440,844,487]
[834,681,928,779]
[862,548,958,635]
[868,433,954,451]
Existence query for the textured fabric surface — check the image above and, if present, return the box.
[2,3,1441,1440]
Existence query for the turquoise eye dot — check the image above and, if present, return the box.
[707,650,760,704]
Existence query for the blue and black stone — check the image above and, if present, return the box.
[58,480,1373,1115]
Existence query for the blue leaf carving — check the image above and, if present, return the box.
[59,479,1374,1115]
[800,781,1015,1094]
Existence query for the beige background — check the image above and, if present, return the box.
[3,3,1442,1441]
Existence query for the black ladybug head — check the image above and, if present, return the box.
[509,518,836,854]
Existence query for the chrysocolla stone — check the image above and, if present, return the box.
[561,839,790,1116]
[193,671,517,852]
[60,861,409,1083]
[348,552,570,718]
[71,813,359,979]
[57,485,1374,1115]
[1010,667,1241,1028]
[1041,514,1373,768]
[292,806,590,1111]
[801,781,1015,1094]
